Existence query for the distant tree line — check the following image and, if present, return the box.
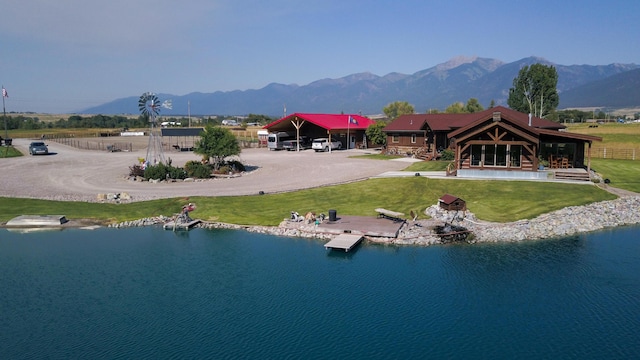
[0,113,275,131]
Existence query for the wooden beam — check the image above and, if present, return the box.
[587,141,592,173]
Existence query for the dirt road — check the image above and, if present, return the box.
[1,138,409,202]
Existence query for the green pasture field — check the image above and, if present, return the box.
[567,122,640,151]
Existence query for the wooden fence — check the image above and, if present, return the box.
[591,147,639,160]
[50,137,134,152]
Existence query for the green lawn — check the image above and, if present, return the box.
[0,146,22,158]
[0,177,616,226]
[403,160,450,171]
[591,158,640,193]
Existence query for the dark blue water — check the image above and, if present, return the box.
[1,226,639,359]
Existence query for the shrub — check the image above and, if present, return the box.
[227,160,246,172]
[215,165,231,174]
[144,162,187,180]
[129,164,145,177]
[440,149,455,161]
[184,160,212,178]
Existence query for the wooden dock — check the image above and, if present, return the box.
[163,219,201,231]
[315,215,405,238]
[324,234,364,252]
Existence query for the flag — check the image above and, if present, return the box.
[1,87,7,98]
[349,116,358,125]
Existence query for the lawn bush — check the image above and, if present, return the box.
[440,149,455,161]
[184,160,212,178]
[129,164,145,177]
[144,162,187,180]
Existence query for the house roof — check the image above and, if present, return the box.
[439,194,464,205]
[264,113,374,132]
[447,107,602,143]
[161,128,204,137]
[537,128,602,142]
[383,106,566,134]
[382,114,430,132]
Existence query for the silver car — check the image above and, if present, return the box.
[29,141,49,155]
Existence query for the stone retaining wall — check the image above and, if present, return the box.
[108,196,640,246]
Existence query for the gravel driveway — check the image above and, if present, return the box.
[1,138,410,202]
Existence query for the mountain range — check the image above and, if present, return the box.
[81,56,640,116]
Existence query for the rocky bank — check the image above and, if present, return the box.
[108,196,640,246]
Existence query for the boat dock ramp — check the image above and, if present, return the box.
[315,214,406,252]
[163,219,201,231]
[324,234,364,252]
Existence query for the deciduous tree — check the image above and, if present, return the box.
[194,125,241,170]
[465,98,484,113]
[445,102,466,113]
[383,101,414,120]
[366,121,387,146]
[507,64,559,118]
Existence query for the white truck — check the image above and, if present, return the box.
[312,138,342,152]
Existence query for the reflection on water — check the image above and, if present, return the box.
[0,226,639,359]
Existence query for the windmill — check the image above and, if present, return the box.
[139,92,172,165]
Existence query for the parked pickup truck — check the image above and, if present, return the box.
[282,137,312,151]
[312,138,342,152]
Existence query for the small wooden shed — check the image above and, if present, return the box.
[439,194,466,211]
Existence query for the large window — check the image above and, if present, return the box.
[392,135,399,143]
[470,144,521,168]
[485,145,496,166]
[471,145,482,166]
[510,145,522,167]
[496,145,507,166]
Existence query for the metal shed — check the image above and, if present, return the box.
[161,128,204,151]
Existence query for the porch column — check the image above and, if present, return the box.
[587,141,592,173]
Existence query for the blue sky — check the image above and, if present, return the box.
[1,0,638,113]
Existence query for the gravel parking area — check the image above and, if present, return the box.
[1,138,409,202]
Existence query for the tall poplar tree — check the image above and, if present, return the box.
[507,64,559,118]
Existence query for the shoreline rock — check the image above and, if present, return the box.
[106,196,640,246]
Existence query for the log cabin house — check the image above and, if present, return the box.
[383,106,602,178]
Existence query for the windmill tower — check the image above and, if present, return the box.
[138,92,171,165]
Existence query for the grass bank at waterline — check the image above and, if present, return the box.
[590,158,640,193]
[0,178,616,226]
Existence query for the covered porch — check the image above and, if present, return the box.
[537,129,601,173]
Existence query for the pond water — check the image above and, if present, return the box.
[1,226,639,359]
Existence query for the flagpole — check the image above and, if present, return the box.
[347,115,350,150]
[2,86,7,140]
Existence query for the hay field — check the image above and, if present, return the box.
[567,121,640,159]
